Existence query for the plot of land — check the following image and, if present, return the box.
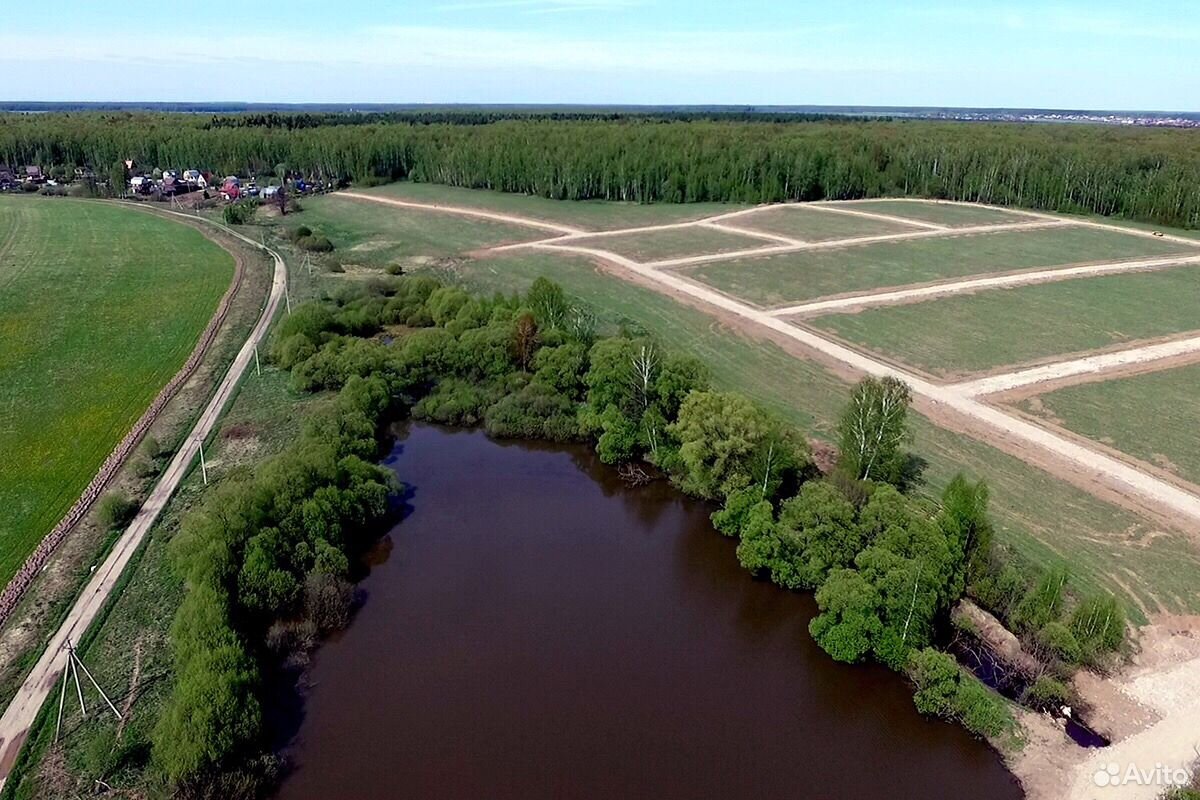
[0,197,234,584]
[809,266,1200,378]
[1014,363,1200,487]
[567,226,772,261]
[680,225,1188,307]
[734,205,919,242]
[364,181,748,231]
[296,194,541,265]
[848,199,1035,227]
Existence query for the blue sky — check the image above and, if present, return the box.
[2,1,1196,110]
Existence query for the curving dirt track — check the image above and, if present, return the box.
[0,211,287,788]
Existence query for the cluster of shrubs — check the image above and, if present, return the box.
[286,224,333,252]
[222,201,258,226]
[908,648,1016,739]
[152,375,398,791]
[965,557,1127,712]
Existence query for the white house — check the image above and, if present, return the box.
[182,169,207,188]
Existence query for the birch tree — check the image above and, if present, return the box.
[837,376,912,484]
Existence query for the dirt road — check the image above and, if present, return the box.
[0,214,287,789]
[954,333,1200,396]
[767,254,1200,317]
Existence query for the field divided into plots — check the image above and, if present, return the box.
[679,225,1192,307]
[805,266,1200,378]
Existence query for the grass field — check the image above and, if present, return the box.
[569,226,771,261]
[293,194,540,267]
[363,181,748,230]
[1015,364,1200,487]
[0,198,234,585]
[849,199,1034,227]
[809,266,1200,377]
[736,205,918,241]
[681,225,1192,307]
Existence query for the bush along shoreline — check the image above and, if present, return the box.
[148,273,1126,795]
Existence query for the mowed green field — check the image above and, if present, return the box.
[0,198,234,583]
[362,181,748,231]
[295,194,541,266]
[683,225,1191,308]
[444,248,1200,619]
[568,226,770,261]
[849,200,1034,227]
[1016,364,1200,487]
[737,205,918,241]
[809,266,1200,378]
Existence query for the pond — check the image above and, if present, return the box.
[275,424,1023,799]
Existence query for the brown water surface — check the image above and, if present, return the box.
[275,424,1023,799]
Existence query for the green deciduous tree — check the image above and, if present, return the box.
[809,569,883,663]
[837,376,912,484]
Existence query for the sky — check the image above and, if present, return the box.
[2,1,1197,110]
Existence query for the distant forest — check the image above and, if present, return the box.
[3,112,1199,228]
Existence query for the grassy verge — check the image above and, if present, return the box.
[362,181,749,230]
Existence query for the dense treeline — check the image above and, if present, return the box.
[200,110,865,130]
[143,268,1129,794]
[3,114,1199,227]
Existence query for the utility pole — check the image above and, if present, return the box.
[54,641,122,743]
[199,440,209,485]
[254,344,262,377]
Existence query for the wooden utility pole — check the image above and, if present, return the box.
[54,642,122,743]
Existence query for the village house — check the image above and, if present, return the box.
[182,169,207,189]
